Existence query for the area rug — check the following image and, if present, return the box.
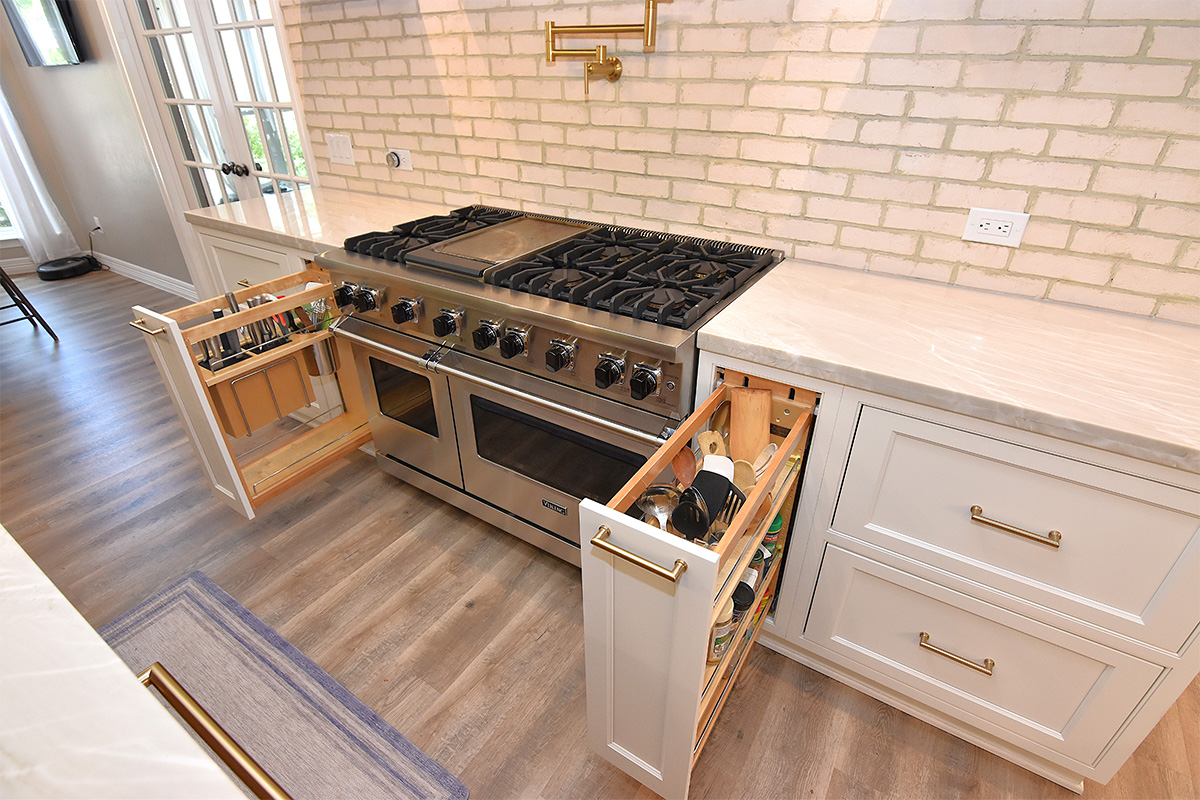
[99,571,468,800]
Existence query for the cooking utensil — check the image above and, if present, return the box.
[733,459,756,493]
[636,484,681,532]
[671,445,697,488]
[671,457,734,542]
[752,443,778,478]
[730,387,772,464]
[697,430,726,458]
[711,399,731,440]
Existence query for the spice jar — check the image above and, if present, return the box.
[731,581,755,625]
[749,547,765,583]
[708,598,734,663]
[763,513,783,558]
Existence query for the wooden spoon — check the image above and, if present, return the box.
[732,459,757,494]
[697,430,727,458]
[671,446,697,488]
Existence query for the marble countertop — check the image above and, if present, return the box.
[183,190,1199,475]
[0,526,244,798]
[184,185,451,253]
[700,259,1200,474]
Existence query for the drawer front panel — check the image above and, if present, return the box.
[833,406,1200,650]
[806,545,1162,765]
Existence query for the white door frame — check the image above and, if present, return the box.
[96,0,315,301]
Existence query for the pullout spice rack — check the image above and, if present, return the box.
[580,369,815,799]
[131,269,370,518]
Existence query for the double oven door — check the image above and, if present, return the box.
[335,317,668,546]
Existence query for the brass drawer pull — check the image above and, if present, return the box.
[919,631,995,676]
[139,662,291,799]
[970,505,1062,549]
[592,526,687,583]
[129,318,165,336]
[238,279,251,287]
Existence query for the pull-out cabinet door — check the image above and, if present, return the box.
[132,304,255,517]
[131,270,371,518]
[580,374,816,799]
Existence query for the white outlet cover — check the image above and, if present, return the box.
[962,207,1030,247]
[386,148,413,171]
[326,132,355,166]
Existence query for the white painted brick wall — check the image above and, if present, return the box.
[280,0,1200,323]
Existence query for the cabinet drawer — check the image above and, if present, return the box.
[833,406,1200,651]
[806,545,1162,766]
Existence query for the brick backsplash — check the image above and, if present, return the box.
[279,0,1199,325]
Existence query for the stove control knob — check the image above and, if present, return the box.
[472,321,500,351]
[432,309,462,338]
[499,329,528,359]
[545,339,576,373]
[630,363,663,401]
[353,286,381,313]
[333,283,357,310]
[594,354,625,389]
[390,297,421,325]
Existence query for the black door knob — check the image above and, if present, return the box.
[391,299,419,325]
[432,312,458,337]
[595,358,624,389]
[545,343,574,373]
[333,284,356,309]
[472,324,498,350]
[630,366,660,401]
[499,330,527,359]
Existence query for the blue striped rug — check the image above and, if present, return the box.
[100,571,468,800]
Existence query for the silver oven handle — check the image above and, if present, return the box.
[334,325,667,448]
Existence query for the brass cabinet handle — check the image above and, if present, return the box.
[919,632,995,676]
[591,526,687,583]
[129,318,165,336]
[237,279,251,287]
[970,505,1062,549]
[139,662,291,799]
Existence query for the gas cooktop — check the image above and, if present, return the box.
[343,206,778,331]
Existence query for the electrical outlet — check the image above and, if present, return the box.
[92,216,102,233]
[962,207,1029,247]
[386,148,413,171]
[326,132,355,166]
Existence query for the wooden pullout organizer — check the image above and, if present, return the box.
[131,270,370,518]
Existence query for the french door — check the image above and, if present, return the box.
[124,0,310,208]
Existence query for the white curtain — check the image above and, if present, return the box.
[0,82,79,264]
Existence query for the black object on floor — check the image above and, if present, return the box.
[0,267,58,341]
[36,254,100,281]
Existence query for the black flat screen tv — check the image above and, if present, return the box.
[2,0,83,66]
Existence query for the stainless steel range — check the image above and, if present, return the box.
[316,206,781,563]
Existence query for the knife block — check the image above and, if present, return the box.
[208,352,314,439]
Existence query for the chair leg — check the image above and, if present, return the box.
[0,268,58,341]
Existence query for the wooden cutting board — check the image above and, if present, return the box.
[729,387,772,464]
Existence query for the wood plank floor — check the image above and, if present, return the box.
[2,269,1196,799]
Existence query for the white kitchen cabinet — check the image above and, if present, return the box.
[197,229,310,294]
[773,387,1200,792]
[580,366,820,799]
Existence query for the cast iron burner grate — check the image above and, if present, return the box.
[343,206,520,263]
[583,281,725,328]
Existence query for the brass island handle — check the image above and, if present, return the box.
[129,318,165,336]
[970,505,1062,549]
[139,662,291,799]
[592,526,687,583]
[919,632,995,677]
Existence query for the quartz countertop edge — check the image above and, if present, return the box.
[183,185,452,253]
[700,259,1200,477]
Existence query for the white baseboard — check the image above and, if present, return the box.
[97,252,198,301]
[1,256,36,274]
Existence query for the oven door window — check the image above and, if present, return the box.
[370,357,439,437]
[470,395,644,502]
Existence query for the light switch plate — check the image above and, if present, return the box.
[326,133,354,166]
[962,207,1029,247]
